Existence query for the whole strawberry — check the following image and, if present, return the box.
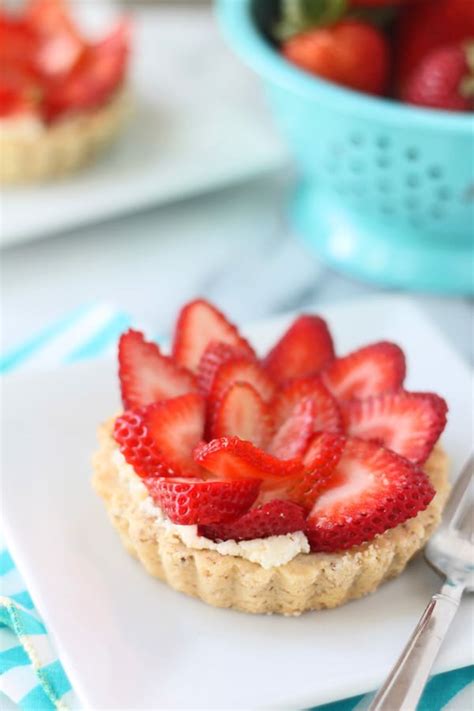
[282,19,390,95]
[403,43,474,112]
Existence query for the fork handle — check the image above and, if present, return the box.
[369,580,465,711]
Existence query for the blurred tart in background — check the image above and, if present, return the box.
[0,0,131,184]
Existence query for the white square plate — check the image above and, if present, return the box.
[1,6,286,248]
[2,296,473,710]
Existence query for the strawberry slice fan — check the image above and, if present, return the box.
[113,298,448,550]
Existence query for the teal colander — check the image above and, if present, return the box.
[217,0,474,294]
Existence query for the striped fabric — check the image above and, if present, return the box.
[0,304,473,710]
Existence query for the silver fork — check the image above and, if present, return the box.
[369,454,474,711]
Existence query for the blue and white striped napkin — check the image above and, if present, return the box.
[0,305,473,710]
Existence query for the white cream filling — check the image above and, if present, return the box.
[113,450,310,570]
[0,114,44,139]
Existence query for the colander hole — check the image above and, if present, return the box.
[376,136,390,149]
[350,160,364,174]
[352,184,365,196]
[376,156,390,169]
[377,179,391,193]
[405,196,419,210]
[428,165,442,179]
[405,147,419,161]
[431,207,444,220]
[410,216,422,228]
[350,133,364,146]
[406,174,420,188]
[437,186,451,200]
[380,203,394,214]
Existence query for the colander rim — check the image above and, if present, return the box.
[216,0,474,134]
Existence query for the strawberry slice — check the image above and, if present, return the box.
[145,477,261,525]
[209,358,276,410]
[42,19,130,121]
[342,391,448,464]
[321,342,406,401]
[144,394,205,477]
[210,382,273,448]
[263,315,335,383]
[118,329,197,409]
[194,436,303,481]
[115,394,205,478]
[272,376,343,434]
[288,432,346,508]
[197,341,254,396]
[199,500,306,542]
[172,299,255,373]
[114,406,167,479]
[305,437,435,552]
[268,397,316,460]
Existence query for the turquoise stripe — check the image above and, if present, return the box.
[419,665,474,711]
[0,303,92,374]
[64,312,130,363]
[0,644,30,673]
[39,660,71,698]
[10,591,34,610]
[0,550,15,575]
[19,683,56,711]
[0,604,46,635]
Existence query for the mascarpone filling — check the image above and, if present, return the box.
[113,450,310,570]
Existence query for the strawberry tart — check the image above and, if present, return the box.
[0,0,130,184]
[93,299,450,615]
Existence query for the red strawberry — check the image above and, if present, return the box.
[282,20,390,95]
[172,299,255,373]
[25,0,85,77]
[197,341,254,396]
[199,500,306,542]
[268,397,316,460]
[402,43,474,112]
[305,437,435,552]
[210,382,273,449]
[118,330,197,410]
[272,376,343,434]
[342,391,448,464]
[289,432,347,508]
[146,477,261,525]
[321,342,406,401]
[194,436,303,482]
[114,407,167,479]
[395,0,474,93]
[263,315,335,384]
[209,358,276,418]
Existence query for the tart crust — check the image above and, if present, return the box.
[92,418,450,616]
[0,89,129,184]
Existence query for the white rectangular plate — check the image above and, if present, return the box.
[2,296,473,710]
[1,6,286,248]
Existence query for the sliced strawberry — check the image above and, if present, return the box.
[145,477,261,526]
[269,397,316,460]
[288,432,347,508]
[209,358,276,410]
[26,0,85,77]
[142,394,205,477]
[210,382,273,449]
[199,500,306,542]
[172,299,255,373]
[113,407,168,479]
[197,341,254,396]
[263,315,335,384]
[342,391,447,464]
[322,342,406,401]
[118,329,196,410]
[42,19,130,121]
[272,376,343,434]
[194,436,302,482]
[305,438,435,552]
